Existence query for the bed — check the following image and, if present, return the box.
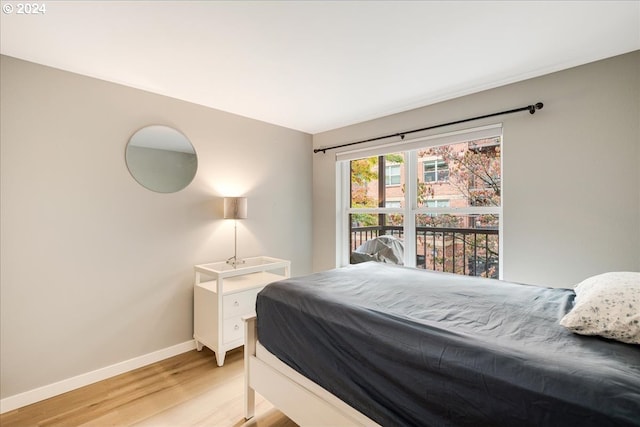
[243,262,640,426]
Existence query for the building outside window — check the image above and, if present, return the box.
[385,164,401,185]
[423,159,449,182]
[425,200,450,208]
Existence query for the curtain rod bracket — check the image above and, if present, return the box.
[312,101,544,154]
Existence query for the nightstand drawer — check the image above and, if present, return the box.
[223,288,260,318]
[223,316,244,344]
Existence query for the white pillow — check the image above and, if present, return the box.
[560,272,640,344]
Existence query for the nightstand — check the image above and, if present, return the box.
[193,256,290,366]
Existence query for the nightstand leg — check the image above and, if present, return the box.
[215,350,226,366]
[195,340,203,351]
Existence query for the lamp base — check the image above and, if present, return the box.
[226,256,246,269]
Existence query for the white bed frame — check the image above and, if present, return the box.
[243,315,380,426]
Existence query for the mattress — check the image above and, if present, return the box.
[256,262,640,426]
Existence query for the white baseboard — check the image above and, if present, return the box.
[0,340,197,414]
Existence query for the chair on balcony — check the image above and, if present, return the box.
[350,235,404,265]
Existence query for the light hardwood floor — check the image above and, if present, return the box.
[1,347,297,427]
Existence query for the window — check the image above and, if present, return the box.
[339,125,502,279]
[424,199,450,218]
[423,159,449,182]
[425,200,450,208]
[385,164,401,185]
[348,153,405,259]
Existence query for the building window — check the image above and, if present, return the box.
[425,199,450,208]
[423,159,449,182]
[385,164,401,185]
[340,126,502,279]
[424,199,450,217]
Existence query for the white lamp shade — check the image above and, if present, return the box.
[223,197,248,219]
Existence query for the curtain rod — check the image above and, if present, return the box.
[313,102,544,154]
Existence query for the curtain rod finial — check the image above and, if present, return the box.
[530,102,544,114]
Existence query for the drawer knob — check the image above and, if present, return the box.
[234,324,240,331]
[234,301,239,307]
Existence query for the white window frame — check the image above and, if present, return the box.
[335,124,503,278]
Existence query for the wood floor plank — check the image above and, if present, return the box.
[1,347,296,427]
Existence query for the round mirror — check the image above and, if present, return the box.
[125,125,197,193]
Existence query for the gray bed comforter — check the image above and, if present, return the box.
[256,262,640,426]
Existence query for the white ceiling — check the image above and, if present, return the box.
[1,1,639,134]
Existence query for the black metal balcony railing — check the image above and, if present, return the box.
[351,225,499,278]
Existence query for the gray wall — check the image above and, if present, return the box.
[313,51,640,287]
[0,55,313,399]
